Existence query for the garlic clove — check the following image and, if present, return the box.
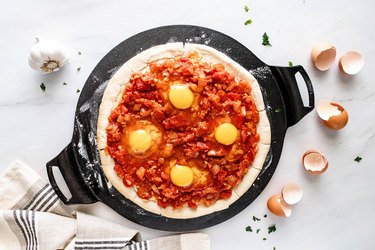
[28,36,69,74]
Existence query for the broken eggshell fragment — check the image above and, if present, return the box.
[339,51,364,75]
[267,193,292,217]
[317,100,348,130]
[302,150,328,175]
[282,183,303,205]
[311,43,336,71]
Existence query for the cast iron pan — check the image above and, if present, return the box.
[46,25,314,231]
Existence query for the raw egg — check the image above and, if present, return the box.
[311,43,336,71]
[302,149,328,175]
[339,51,364,75]
[267,193,292,217]
[282,183,303,205]
[317,99,348,130]
[125,120,162,155]
[169,84,194,109]
[215,123,238,145]
[170,164,194,187]
[129,129,152,153]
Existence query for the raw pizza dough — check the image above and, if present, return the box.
[97,43,271,218]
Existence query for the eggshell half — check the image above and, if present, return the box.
[311,43,336,71]
[339,51,364,75]
[317,100,348,130]
[267,193,292,217]
[302,150,328,174]
[282,183,303,205]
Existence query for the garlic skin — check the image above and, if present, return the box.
[28,37,69,74]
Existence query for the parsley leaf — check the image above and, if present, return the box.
[78,51,82,55]
[244,19,253,25]
[256,228,260,234]
[273,247,276,250]
[268,224,276,234]
[76,89,81,93]
[40,83,46,92]
[244,5,249,12]
[264,214,267,218]
[262,32,271,46]
[263,238,267,241]
[63,82,67,86]
[77,66,81,71]
[288,61,293,67]
[245,226,253,232]
[253,216,261,221]
[354,156,362,163]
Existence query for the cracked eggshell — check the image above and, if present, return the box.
[282,183,303,205]
[267,193,292,217]
[339,51,364,75]
[302,150,328,175]
[317,100,348,130]
[311,43,336,71]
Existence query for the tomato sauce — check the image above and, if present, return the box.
[106,55,260,209]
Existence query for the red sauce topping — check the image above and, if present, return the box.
[106,54,260,209]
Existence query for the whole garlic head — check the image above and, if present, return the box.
[28,37,69,74]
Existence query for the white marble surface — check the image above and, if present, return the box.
[1,0,375,249]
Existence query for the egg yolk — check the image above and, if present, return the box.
[170,164,194,187]
[129,129,152,153]
[215,123,238,145]
[168,84,194,109]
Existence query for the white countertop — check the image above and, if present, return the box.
[1,0,375,249]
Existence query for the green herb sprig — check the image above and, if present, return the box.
[354,156,362,163]
[262,32,271,46]
[268,224,276,234]
[40,83,46,92]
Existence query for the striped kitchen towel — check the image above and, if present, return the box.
[0,161,210,250]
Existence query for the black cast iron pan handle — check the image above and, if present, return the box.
[46,143,98,204]
[270,65,314,127]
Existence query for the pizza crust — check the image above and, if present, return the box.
[251,143,271,171]
[97,43,271,219]
[258,111,271,145]
[233,167,261,198]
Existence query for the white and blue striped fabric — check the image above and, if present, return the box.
[0,161,210,250]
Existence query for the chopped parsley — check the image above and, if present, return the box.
[76,89,81,93]
[244,5,249,12]
[256,228,260,234]
[253,216,261,221]
[354,156,362,163]
[288,61,293,67]
[275,108,282,113]
[268,224,276,234]
[40,83,46,92]
[78,51,82,55]
[77,66,81,71]
[244,19,253,25]
[262,32,271,46]
[264,214,267,218]
[273,247,276,250]
[245,226,253,232]
[63,82,67,86]
[263,238,267,241]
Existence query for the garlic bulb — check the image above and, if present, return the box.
[28,37,69,73]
